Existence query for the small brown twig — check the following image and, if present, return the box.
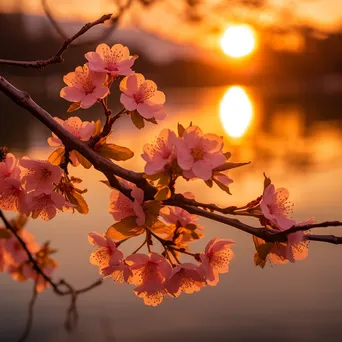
[0,14,112,69]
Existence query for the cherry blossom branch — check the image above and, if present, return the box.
[305,234,342,244]
[1,76,342,246]
[0,14,112,69]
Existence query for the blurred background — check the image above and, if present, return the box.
[1,1,342,341]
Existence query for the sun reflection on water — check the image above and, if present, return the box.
[219,86,253,139]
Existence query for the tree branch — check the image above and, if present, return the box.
[0,14,113,69]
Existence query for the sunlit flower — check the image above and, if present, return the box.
[102,263,133,283]
[60,63,109,109]
[141,129,176,175]
[48,117,95,166]
[125,252,172,306]
[85,43,137,76]
[0,177,27,214]
[20,157,63,194]
[165,263,205,298]
[175,126,226,181]
[88,232,123,270]
[120,73,166,120]
[261,184,296,230]
[199,238,235,286]
[0,153,20,187]
[109,183,145,226]
[160,206,201,228]
[27,192,66,221]
[213,172,233,187]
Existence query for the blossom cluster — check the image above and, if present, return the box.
[0,152,69,220]
[0,216,57,292]
[89,231,234,306]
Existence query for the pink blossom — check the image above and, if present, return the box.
[27,192,65,221]
[141,129,176,175]
[48,117,95,166]
[88,232,123,270]
[3,228,39,265]
[102,263,133,283]
[175,126,226,181]
[261,184,296,230]
[60,63,109,109]
[165,263,205,298]
[199,238,235,286]
[0,153,20,187]
[20,157,63,194]
[120,73,166,120]
[214,172,233,187]
[0,177,27,214]
[109,184,145,226]
[160,206,201,229]
[85,43,137,76]
[126,252,172,306]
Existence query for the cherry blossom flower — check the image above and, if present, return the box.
[48,117,95,166]
[199,238,235,286]
[141,129,176,175]
[160,206,201,229]
[102,263,133,283]
[260,184,296,230]
[0,153,20,187]
[120,73,166,120]
[88,232,123,270]
[125,252,172,306]
[26,192,66,221]
[3,228,39,265]
[213,172,233,187]
[0,177,27,214]
[165,263,205,298]
[85,43,137,76]
[20,157,63,194]
[109,184,145,226]
[174,126,226,181]
[60,63,109,109]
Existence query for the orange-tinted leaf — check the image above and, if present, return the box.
[48,148,65,166]
[74,151,92,169]
[214,161,250,172]
[67,102,81,113]
[157,173,170,187]
[213,178,232,195]
[177,123,185,137]
[144,200,161,228]
[224,152,231,160]
[253,236,273,268]
[150,220,174,235]
[205,179,213,188]
[131,110,145,129]
[185,223,197,231]
[69,191,89,214]
[154,186,171,201]
[106,216,144,240]
[93,120,103,136]
[98,143,134,161]
[263,173,272,190]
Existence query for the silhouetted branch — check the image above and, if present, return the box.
[305,234,342,244]
[0,14,112,69]
[18,283,38,342]
[42,0,134,47]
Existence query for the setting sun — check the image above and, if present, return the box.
[220,86,253,138]
[221,25,256,58]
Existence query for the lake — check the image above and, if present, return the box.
[1,82,342,342]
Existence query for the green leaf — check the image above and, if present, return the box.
[0,229,11,239]
[131,110,145,129]
[67,102,81,113]
[98,143,134,161]
[74,151,92,169]
[106,216,144,240]
[144,200,161,228]
[154,186,171,201]
[177,123,185,137]
[48,148,65,166]
[214,161,250,172]
[213,178,232,195]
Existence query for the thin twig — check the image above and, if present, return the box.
[0,14,112,69]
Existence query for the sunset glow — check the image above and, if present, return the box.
[220,25,256,58]
[220,86,253,138]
